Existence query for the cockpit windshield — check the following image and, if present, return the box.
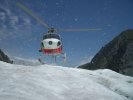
[43,34,61,40]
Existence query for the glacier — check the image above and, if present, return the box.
[0,61,133,100]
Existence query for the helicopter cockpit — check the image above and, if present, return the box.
[43,33,61,40]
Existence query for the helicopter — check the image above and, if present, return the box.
[39,28,64,63]
[16,3,101,64]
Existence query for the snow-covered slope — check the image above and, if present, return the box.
[0,61,133,100]
[12,57,41,66]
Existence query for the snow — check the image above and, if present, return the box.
[0,61,133,100]
[12,57,41,66]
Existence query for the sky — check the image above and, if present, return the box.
[0,0,133,67]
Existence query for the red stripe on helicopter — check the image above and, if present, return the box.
[42,47,62,55]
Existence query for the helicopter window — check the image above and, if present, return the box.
[43,34,60,40]
[49,41,52,45]
[41,42,44,47]
[57,41,61,46]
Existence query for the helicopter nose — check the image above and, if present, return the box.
[48,41,52,45]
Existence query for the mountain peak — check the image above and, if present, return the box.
[121,29,133,39]
[0,49,13,64]
[79,29,133,76]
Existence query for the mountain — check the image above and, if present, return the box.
[79,29,133,77]
[0,61,133,100]
[0,49,13,64]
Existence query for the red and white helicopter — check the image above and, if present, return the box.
[39,28,65,63]
[17,3,101,64]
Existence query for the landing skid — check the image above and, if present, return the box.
[38,58,46,64]
[38,52,66,65]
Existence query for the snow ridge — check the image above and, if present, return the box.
[12,57,41,66]
[0,61,133,100]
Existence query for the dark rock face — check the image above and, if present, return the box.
[0,49,13,64]
[79,29,133,76]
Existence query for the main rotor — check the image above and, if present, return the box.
[16,3,101,33]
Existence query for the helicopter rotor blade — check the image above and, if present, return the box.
[16,3,50,29]
[60,28,101,32]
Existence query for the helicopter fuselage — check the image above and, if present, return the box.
[41,33,62,55]
[41,38,62,55]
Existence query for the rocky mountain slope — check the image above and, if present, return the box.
[0,49,13,64]
[79,29,133,76]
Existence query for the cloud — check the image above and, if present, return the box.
[23,18,31,25]
[9,15,19,24]
[0,12,6,20]
[0,5,32,39]
[0,6,10,16]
